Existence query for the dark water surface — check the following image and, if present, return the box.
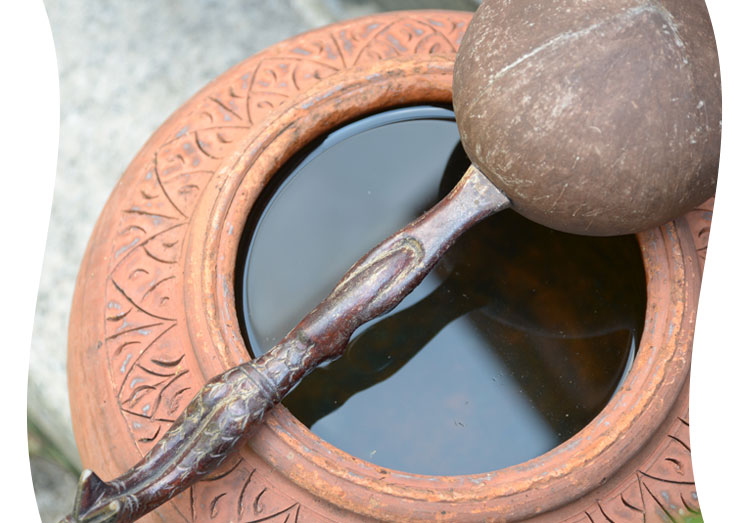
[237,106,646,476]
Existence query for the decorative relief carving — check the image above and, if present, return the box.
[97,12,710,521]
[100,13,470,521]
[347,17,462,64]
[561,200,712,522]
[565,416,699,522]
[188,459,302,523]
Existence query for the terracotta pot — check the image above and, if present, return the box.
[68,10,713,522]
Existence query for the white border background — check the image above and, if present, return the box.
[1,1,747,521]
[691,1,750,521]
[1,2,59,521]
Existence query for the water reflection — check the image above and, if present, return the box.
[238,107,646,475]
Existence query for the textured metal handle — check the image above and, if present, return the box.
[62,165,509,523]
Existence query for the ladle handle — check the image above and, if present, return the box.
[63,165,509,523]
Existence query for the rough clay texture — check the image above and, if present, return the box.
[65,8,712,521]
[33,0,478,478]
[31,0,478,519]
[32,0,311,473]
[454,0,721,236]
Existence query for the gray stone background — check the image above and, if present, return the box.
[31,1,478,521]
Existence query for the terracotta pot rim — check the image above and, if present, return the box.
[66,10,704,521]
[181,52,700,516]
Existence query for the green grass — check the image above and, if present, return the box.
[27,416,80,477]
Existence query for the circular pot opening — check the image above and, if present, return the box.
[66,12,703,520]
[235,104,647,477]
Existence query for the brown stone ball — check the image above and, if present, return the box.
[454,0,721,236]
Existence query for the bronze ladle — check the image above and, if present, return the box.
[64,0,720,521]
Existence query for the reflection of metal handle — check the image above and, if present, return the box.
[63,165,509,523]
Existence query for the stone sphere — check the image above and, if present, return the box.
[454,0,720,236]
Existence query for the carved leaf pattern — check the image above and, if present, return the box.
[107,15,466,439]
[187,459,302,522]
[567,417,700,522]
[352,18,459,64]
[100,12,709,522]
[99,13,469,521]
[562,201,712,522]
[105,282,170,375]
[111,162,183,267]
